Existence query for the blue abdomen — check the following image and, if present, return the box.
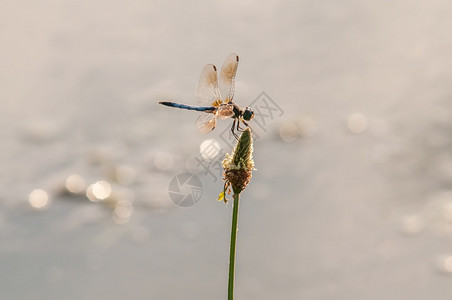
[159,101,215,112]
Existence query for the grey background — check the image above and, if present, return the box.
[2,1,452,299]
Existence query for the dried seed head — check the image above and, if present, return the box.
[219,128,255,202]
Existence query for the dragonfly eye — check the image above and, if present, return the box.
[242,107,254,121]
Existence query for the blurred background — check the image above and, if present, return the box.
[2,1,452,299]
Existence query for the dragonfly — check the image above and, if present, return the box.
[159,53,254,139]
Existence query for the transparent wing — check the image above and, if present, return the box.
[216,104,235,120]
[196,64,222,107]
[196,113,217,134]
[219,53,239,103]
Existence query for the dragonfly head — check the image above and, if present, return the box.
[242,107,254,121]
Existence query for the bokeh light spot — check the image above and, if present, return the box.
[29,189,49,209]
[65,174,86,194]
[400,215,424,234]
[347,113,368,133]
[113,200,133,224]
[86,181,112,201]
[436,255,452,275]
[279,121,299,142]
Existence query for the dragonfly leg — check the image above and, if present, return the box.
[237,119,249,132]
[242,120,251,130]
[236,118,242,132]
[231,119,239,140]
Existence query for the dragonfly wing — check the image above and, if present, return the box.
[196,113,217,134]
[219,53,239,103]
[196,64,222,107]
[216,104,235,120]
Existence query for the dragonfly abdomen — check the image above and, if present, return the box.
[159,101,215,112]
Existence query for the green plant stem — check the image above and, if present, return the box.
[228,192,240,300]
